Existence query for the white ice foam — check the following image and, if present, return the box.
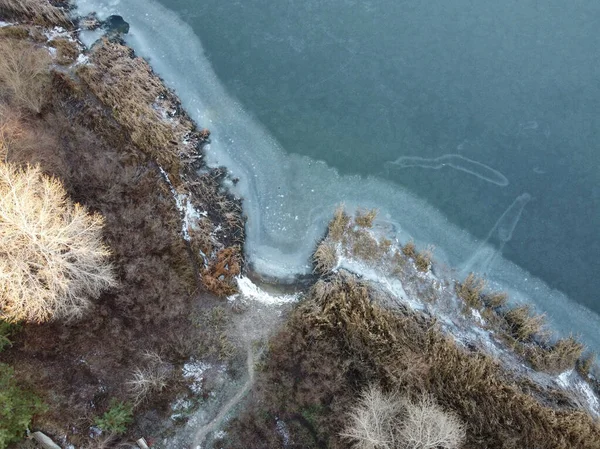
[71,0,600,354]
[229,276,298,306]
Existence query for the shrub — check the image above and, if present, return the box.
[0,363,46,449]
[0,39,51,114]
[94,399,133,435]
[341,385,401,449]
[0,320,18,352]
[329,206,351,242]
[398,394,465,449]
[0,163,116,322]
[341,387,465,449]
[313,241,338,274]
[503,305,545,342]
[126,351,170,405]
[455,273,485,309]
[576,353,596,378]
[526,336,585,373]
[355,209,377,228]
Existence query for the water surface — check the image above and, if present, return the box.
[75,0,600,348]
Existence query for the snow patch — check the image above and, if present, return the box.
[75,53,89,66]
[556,370,600,416]
[182,360,219,394]
[0,21,13,27]
[158,166,205,242]
[337,255,423,311]
[228,276,298,305]
[44,26,73,41]
[276,418,291,447]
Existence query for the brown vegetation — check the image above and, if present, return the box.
[354,208,377,228]
[48,38,79,65]
[455,273,485,310]
[0,0,69,26]
[329,205,351,242]
[77,39,189,178]
[201,247,242,296]
[313,240,338,274]
[503,305,546,342]
[224,273,600,449]
[401,241,432,272]
[525,337,585,374]
[0,29,244,446]
[0,39,51,114]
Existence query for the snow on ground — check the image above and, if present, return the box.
[337,255,423,311]
[557,370,600,416]
[44,26,74,41]
[228,276,298,306]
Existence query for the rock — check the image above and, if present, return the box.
[31,432,61,449]
[103,15,130,35]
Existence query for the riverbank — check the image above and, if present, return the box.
[0,4,247,447]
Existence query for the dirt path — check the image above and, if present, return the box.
[192,345,255,448]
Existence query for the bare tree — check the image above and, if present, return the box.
[0,162,116,322]
[341,385,402,449]
[0,40,51,114]
[398,394,465,449]
[126,351,171,405]
[342,387,465,449]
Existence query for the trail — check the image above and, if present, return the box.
[192,346,255,448]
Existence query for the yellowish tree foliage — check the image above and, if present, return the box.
[0,163,116,322]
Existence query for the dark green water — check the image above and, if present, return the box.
[158,0,600,310]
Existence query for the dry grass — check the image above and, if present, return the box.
[0,162,116,322]
[49,38,79,65]
[355,209,377,228]
[455,273,485,309]
[503,305,546,342]
[0,39,51,114]
[313,240,338,274]
[401,241,417,259]
[577,353,596,378]
[201,247,241,296]
[401,241,432,272]
[482,291,508,309]
[0,26,30,39]
[126,351,171,405]
[413,247,432,273]
[225,273,600,449]
[352,229,384,261]
[329,205,351,242]
[77,40,187,177]
[0,0,69,26]
[525,337,585,374]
